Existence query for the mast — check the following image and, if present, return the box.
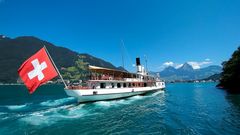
[120,40,125,69]
[144,55,148,74]
[120,40,135,71]
[44,46,67,88]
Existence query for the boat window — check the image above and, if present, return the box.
[129,83,132,87]
[138,83,141,87]
[100,83,106,88]
[144,83,147,87]
[117,83,121,88]
[123,83,127,88]
[111,83,115,88]
[132,83,135,87]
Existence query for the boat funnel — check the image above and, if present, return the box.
[136,57,141,66]
[136,57,142,73]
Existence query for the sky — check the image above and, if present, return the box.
[0,0,240,72]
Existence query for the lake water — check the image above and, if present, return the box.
[0,83,240,135]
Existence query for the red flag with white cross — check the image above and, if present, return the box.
[18,47,58,94]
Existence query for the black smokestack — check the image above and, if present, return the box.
[136,57,141,66]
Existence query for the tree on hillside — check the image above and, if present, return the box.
[61,55,89,82]
[218,47,240,93]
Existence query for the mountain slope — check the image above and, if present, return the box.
[79,53,116,70]
[0,35,119,83]
[157,63,222,81]
[178,63,194,72]
[203,73,221,81]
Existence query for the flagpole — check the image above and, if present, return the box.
[43,46,68,88]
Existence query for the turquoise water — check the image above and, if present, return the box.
[0,83,240,135]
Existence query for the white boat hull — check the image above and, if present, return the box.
[64,86,164,103]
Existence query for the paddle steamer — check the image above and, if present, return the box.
[64,58,165,103]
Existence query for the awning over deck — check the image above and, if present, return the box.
[88,65,155,81]
[89,65,133,77]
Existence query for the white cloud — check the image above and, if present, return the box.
[201,61,212,65]
[187,60,212,69]
[205,58,210,61]
[175,64,183,69]
[163,61,174,66]
[187,62,201,69]
[160,62,183,70]
[160,59,213,71]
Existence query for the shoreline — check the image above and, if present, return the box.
[0,82,218,86]
[0,83,64,86]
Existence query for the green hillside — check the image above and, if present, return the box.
[0,35,120,83]
[218,47,240,93]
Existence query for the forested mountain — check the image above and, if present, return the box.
[217,47,240,93]
[0,35,122,83]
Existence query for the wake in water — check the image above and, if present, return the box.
[5,104,29,110]
[19,104,85,125]
[0,91,165,126]
[94,91,164,108]
[151,90,164,96]
[39,97,76,107]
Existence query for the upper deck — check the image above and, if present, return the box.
[88,65,156,82]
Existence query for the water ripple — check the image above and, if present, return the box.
[5,104,30,111]
[39,97,76,107]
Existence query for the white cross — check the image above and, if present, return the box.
[28,59,47,81]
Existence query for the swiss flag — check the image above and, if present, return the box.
[18,47,58,94]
